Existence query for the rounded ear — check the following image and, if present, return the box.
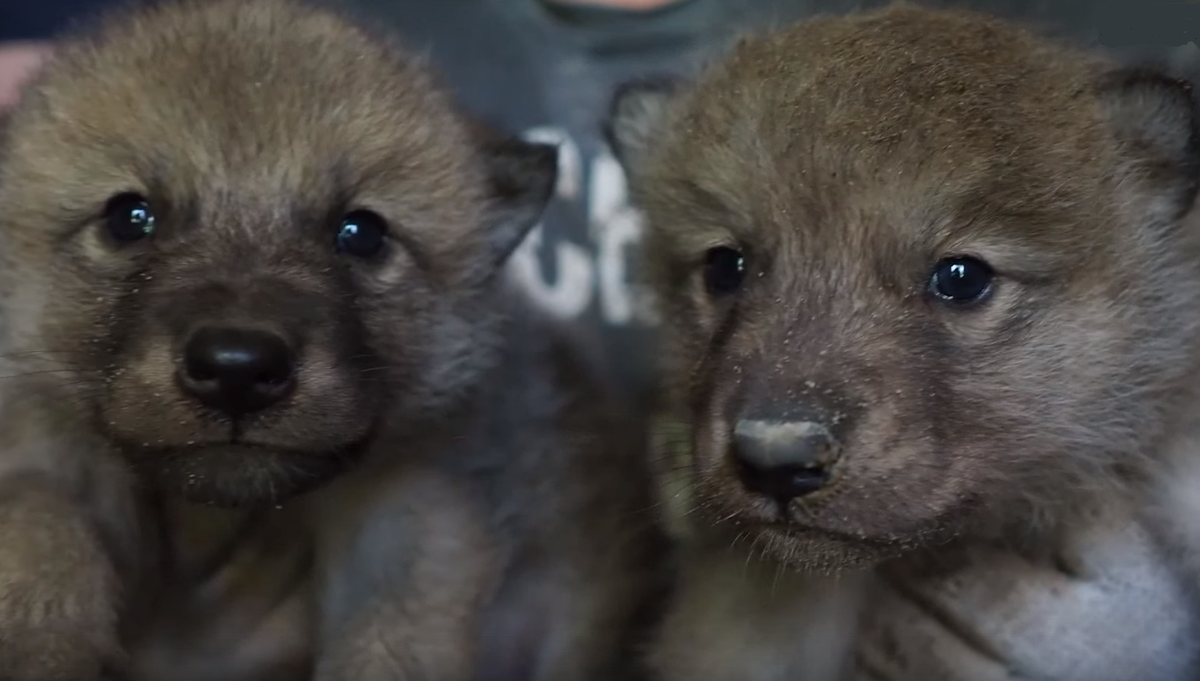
[604,76,683,181]
[1097,65,1200,218]
[471,127,558,277]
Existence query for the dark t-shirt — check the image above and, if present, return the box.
[0,0,124,41]
[2,0,1187,404]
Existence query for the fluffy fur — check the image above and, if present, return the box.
[0,0,660,678]
[610,3,1200,679]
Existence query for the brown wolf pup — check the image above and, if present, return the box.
[608,3,1200,679]
[0,0,660,679]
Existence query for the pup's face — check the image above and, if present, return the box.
[0,0,555,507]
[611,5,1200,569]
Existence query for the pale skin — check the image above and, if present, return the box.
[0,42,50,110]
[551,0,682,8]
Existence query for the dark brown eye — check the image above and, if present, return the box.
[929,256,994,305]
[104,193,156,243]
[704,247,746,297]
[336,210,389,258]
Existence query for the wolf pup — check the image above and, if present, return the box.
[0,0,659,679]
[609,3,1200,680]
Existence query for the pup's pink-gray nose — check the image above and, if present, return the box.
[731,419,840,502]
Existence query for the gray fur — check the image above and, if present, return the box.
[0,0,659,678]
[611,3,1200,679]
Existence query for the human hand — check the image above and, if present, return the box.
[852,502,1200,681]
[0,42,51,110]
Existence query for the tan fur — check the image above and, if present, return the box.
[307,466,499,680]
[0,0,659,679]
[124,502,313,681]
[303,322,664,681]
[610,3,1200,679]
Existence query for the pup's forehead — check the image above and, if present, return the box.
[686,4,1103,144]
[11,0,478,199]
[646,5,1120,259]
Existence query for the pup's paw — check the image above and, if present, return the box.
[0,480,121,681]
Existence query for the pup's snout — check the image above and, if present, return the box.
[178,326,296,416]
[731,420,840,502]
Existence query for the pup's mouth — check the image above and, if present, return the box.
[114,435,373,508]
[745,521,902,571]
[700,483,960,571]
[654,415,913,566]
[688,458,905,567]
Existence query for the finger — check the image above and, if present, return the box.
[0,42,52,110]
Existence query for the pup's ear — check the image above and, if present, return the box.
[1097,65,1200,218]
[473,128,558,276]
[604,76,682,181]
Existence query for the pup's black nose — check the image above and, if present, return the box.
[178,326,295,416]
[731,419,840,503]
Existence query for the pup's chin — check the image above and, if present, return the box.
[734,523,905,573]
[688,486,915,571]
[127,442,369,508]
